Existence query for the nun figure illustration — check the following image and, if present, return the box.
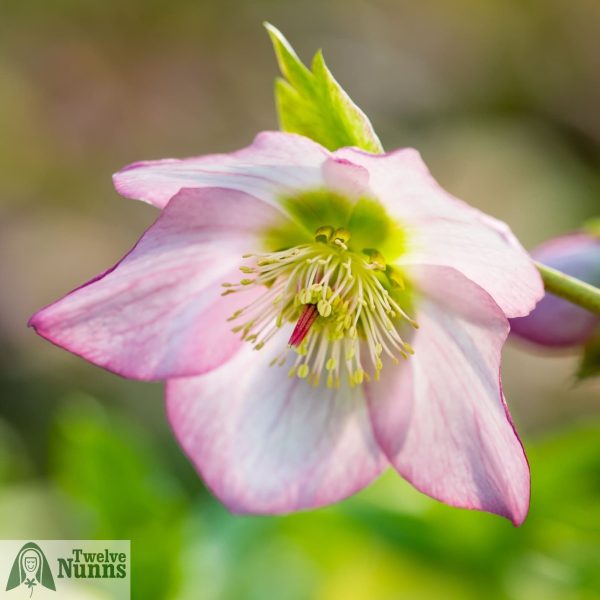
[5,543,55,597]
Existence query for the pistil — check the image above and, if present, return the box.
[288,304,319,347]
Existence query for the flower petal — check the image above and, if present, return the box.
[333,147,543,318]
[166,330,387,514]
[321,156,370,199]
[29,187,279,380]
[113,131,329,209]
[366,265,530,525]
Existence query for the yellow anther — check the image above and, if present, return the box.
[297,340,308,356]
[298,289,312,304]
[297,364,310,379]
[375,343,383,355]
[239,266,255,273]
[240,278,254,286]
[326,357,337,371]
[334,227,351,243]
[363,248,386,271]
[317,299,332,317]
[315,225,335,243]
[288,367,296,378]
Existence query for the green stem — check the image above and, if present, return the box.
[535,261,600,316]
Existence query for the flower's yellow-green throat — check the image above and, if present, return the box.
[223,191,417,387]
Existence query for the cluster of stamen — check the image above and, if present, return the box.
[222,226,418,387]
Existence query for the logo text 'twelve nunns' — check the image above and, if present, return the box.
[5,542,56,597]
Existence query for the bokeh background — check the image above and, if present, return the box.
[1,1,599,598]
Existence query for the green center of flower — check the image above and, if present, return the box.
[223,192,418,387]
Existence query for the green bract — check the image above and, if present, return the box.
[265,23,383,154]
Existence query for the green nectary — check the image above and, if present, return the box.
[264,190,408,263]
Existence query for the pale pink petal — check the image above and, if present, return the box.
[113,131,329,209]
[366,265,530,525]
[167,330,387,514]
[321,156,370,199]
[400,218,543,318]
[333,147,543,318]
[29,188,279,380]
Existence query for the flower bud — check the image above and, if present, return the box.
[510,233,600,347]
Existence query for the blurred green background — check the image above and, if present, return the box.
[1,1,599,598]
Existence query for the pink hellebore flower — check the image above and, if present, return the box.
[30,132,543,524]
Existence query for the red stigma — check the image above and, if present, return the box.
[288,304,319,347]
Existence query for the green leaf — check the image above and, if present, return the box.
[264,23,383,153]
[576,328,600,380]
[51,397,188,599]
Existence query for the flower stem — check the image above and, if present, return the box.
[535,261,600,316]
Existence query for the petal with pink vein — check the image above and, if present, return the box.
[113,131,329,209]
[167,329,387,514]
[366,265,530,525]
[29,187,279,380]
